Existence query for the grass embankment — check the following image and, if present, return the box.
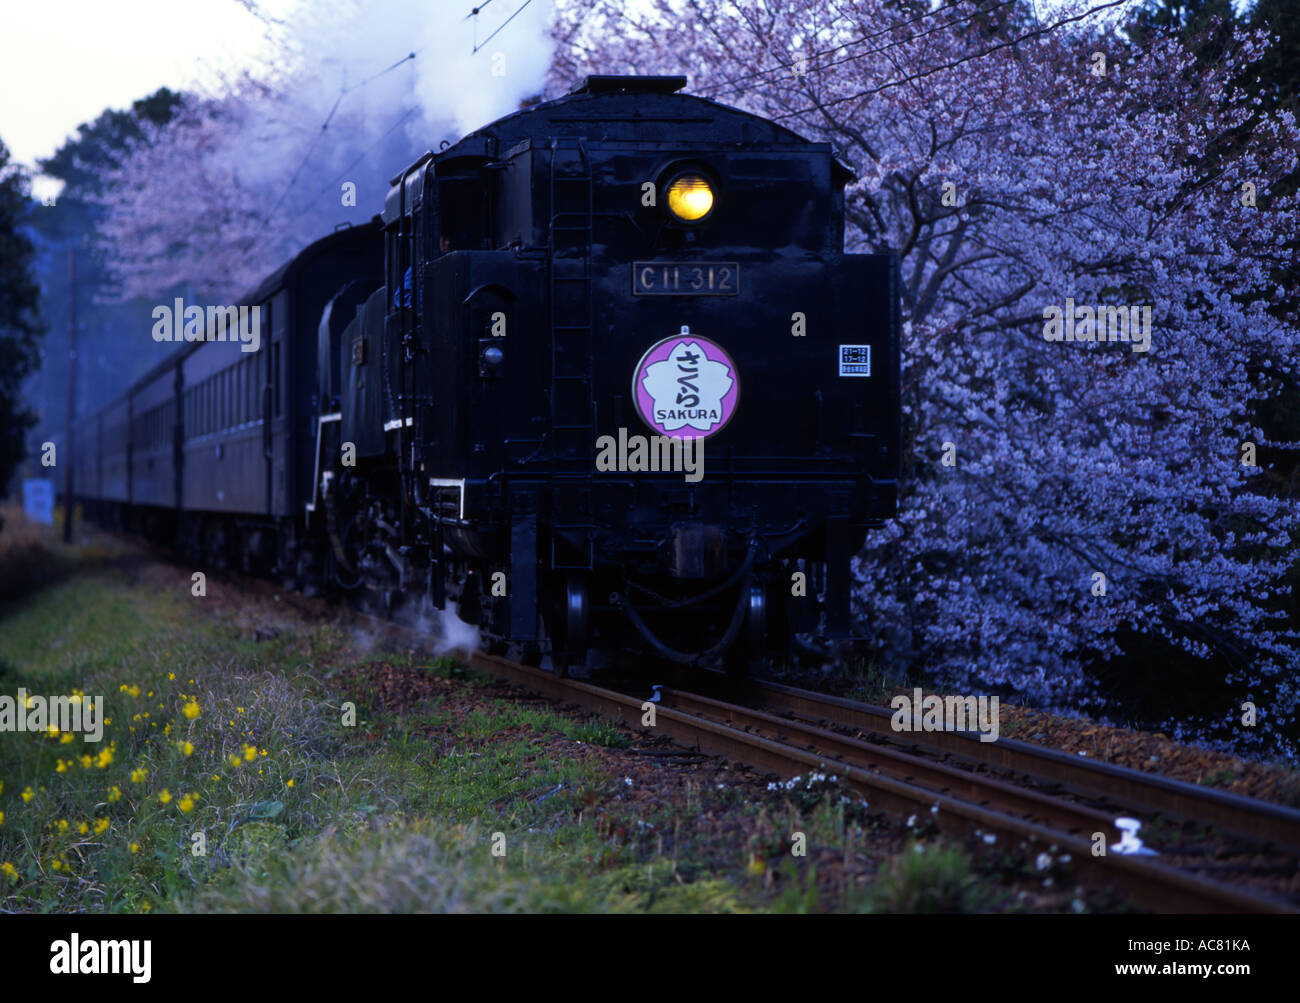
[0,508,1023,913]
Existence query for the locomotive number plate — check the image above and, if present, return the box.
[632,261,739,296]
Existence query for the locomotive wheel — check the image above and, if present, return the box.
[559,576,590,675]
[724,583,768,678]
[542,574,590,679]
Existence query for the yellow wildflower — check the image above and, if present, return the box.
[56,760,68,773]
[60,732,74,744]
[46,724,59,737]
[158,789,172,805]
[228,754,241,768]
[93,818,110,835]
[96,747,113,768]
[287,779,294,788]
[168,672,176,680]
[0,861,16,881]
[182,699,200,720]
[22,787,34,802]
[179,740,194,757]
[179,794,195,814]
[129,842,139,854]
[130,768,148,783]
[243,745,257,762]
[78,754,91,768]
[77,821,89,835]
[108,786,122,803]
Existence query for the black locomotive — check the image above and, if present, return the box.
[73,75,900,675]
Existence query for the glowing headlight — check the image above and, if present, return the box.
[666,174,714,222]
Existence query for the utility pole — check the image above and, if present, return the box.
[63,245,76,542]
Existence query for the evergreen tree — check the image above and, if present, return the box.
[0,138,46,496]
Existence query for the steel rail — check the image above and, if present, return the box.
[463,651,1296,914]
[742,680,1300,856]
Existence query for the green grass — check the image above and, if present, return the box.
[864,840,995,914]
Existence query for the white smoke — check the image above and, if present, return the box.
[218,0,555,244]
[423,606,482,659]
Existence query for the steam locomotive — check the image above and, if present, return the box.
[73,75,901,675]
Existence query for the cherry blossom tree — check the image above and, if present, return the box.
[87,0,556,303]
[548,0,1300,752]
[89,82,301,302]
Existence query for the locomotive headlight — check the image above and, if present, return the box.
[666,174,714,222]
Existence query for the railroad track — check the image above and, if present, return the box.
[739,680,1300,857]
[168,556,1300,914]
[459,650,1300,914]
